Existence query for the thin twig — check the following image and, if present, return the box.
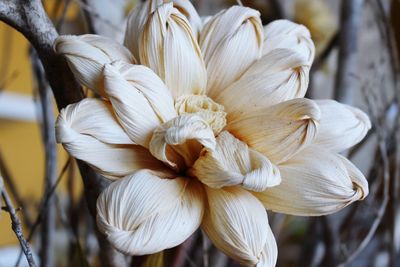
[0,150,33,227]
[311,32,339,72]
[14,159,71,267]
[31,48,58,267]
[337,141,390,267]
[73,0,120,31]
[80,0,97,34]
[1,177,37,267]
[55,0,73,31]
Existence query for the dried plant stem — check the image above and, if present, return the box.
[31,49,57,267]
[0,151,32,227]
[334,0,364,104]
[80,0,98,34]
[14,159,71,267]
[1,181,37,267]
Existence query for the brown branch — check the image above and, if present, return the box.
[1,177,37,267]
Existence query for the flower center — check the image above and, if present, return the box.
[149,114,216,173]
[175,95,227,135]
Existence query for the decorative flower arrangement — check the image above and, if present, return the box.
[54,0,370,265]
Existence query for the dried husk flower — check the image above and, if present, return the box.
[54,1,371,266]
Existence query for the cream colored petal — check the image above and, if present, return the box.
[103,61,176,147]
[254,147,369,216]
[139,3,207,98]
[202,186,277,266]
[54,35,134,97]
[263,20,315,65]
[57,98,132,144]
[149,114,216,171]
[56,100,164,178]
[124,0,202,60]
[314,100,371,152]
[227,98,320,164]
[257,230,278,267]
[97,170,204,255]
[124,1,150,61]
[191,131,281,192]
[200,6,263,97]
[215,48,311,119]
[215,20,315,118]
[170,0,202,38]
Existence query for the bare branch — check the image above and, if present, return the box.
[334,0,364,104]
[80,0,98,34]
[0,150,33,227]
[31,49,57,267]
[0,176,37,267]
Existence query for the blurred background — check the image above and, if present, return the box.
[0,0,399,266]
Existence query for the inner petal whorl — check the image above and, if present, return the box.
[149,114,216,172]
[175,95,227,135]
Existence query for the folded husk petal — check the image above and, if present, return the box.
[200,5,263,97]
[103,61,176,147]
[216,48,311,120]
[54,35,134,96]
[253,147,369,216]
[192,131,281,192]
[124,0,202,60]
[149,114,216,171]
[56,99,165,178]
[139,3,207,98]
[227,98,321,164]
[202,186,277,266]
[97,170,204,255]
[262,20,315,64]
[314,100,371,152]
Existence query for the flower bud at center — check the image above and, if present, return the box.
[175,95,227,135]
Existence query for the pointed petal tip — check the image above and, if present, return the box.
[255,147,369,216]
[314,100,371,152]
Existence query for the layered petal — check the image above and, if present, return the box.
[254,147,369,216]
[200,5,263,96]
[314,100,371,152]
[103,61,176,147]
[262,20,315,64]
[191,131,281,192]
[202,186,277,266]
[56,99,164,178]
[124,0,202,60]
[227,98,321,164]
[215,48,311,119]
[54,35,134,96]
[139,3,207,97]
[149,114,216,171]
[97,170,204,255]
